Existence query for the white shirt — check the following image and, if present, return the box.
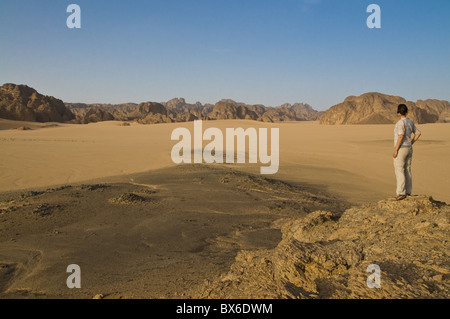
[394,118,421,148]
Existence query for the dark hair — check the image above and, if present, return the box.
[397,104,408,116]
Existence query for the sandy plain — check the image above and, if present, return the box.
[1,119,449,204]
[0,119,448,298]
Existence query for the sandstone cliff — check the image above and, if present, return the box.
[132,102,174,124]
[207,100,258,121]
[68,97,322,124]
[66,103,138,122]
[320,92,448,125]
[0,84,74,123]
[75,108,115,124]
[416,99,450,123]
[259,106,300,122]
[278,103,322,121]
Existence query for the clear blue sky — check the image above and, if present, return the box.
[1,0,449,110]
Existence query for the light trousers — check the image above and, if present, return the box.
[394,147,413,196]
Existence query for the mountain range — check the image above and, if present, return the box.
[66,97,322,124]
[1,83,449,125]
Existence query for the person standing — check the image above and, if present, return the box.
[393,104,422,201]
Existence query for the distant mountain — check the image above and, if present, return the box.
[206,100,321,122]
[0,80,318,124]
[162,98,206,117]
[0,83,74,122]
[66,103,138,122]
[259,106,298,122]
[416,99,450,123]
[75,108,115,124]
[15,83,446,126]
[66,97,323,124]
[320,92,450,125]
[207,100,258,121]
[133,102,173,124]
[278,103,323,121]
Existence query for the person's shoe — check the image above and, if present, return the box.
[394,195,407,201]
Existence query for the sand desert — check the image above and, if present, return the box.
[2,0,450,303]
[0,119,449,298]
[1,119,449,203]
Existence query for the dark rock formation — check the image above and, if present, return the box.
[278,103,322,121]
[66,103,138,122]
[259,106,299,122]
[133,102,173,124]
[77,108,115,124]
[0,84,74,122]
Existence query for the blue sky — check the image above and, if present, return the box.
[1,0,449,110]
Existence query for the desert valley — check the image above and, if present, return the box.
[0,83,449,299]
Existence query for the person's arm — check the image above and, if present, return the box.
[411,133,421,145]
[412,126,422,145]
[393,135,404,158]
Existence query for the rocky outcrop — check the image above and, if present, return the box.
[245,104,267,117]
[320,92,448,125]
[174,112,199,122]
[207,100,258,120]
[66,103,138,122]
[259,106,299,122]
[66,94,448,125]
[194,195,449,299]
[3,83,447,126]
[76,109,115,124]
[132,102,173,124]
[65,93,322,124]
[416,99,450,123]
[0,84,74,123]
[278,103,322,121]
[207,100,320,122]
[163,98,203,114]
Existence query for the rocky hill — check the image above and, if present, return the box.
[67,98,322,124]
[194,195,449,299]
[416,99,450,123]
[0,84,74,123]
[278,103,323,121]
[8,83,448,126]
[0,83,323,124]
[73,108,115,124]
[66,103,138,122]
[162,98,210,119]
[320,92,450,125]
[132,102,174,124]
[207,100,259,121]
